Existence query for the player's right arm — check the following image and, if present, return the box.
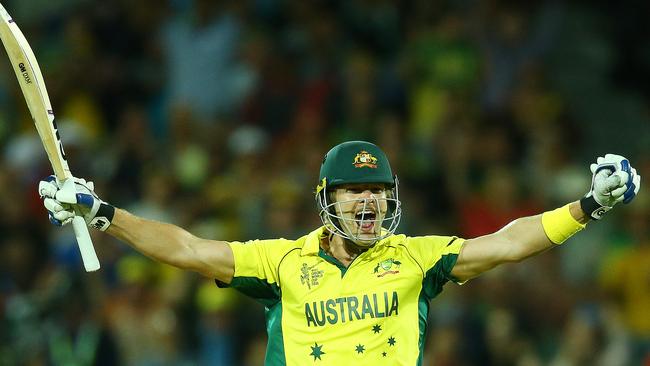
[39,176,235,283]
[107,209,234,282]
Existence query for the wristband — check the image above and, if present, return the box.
[579,195,612,220]
[89,203,115,231]
[541,204,586,244]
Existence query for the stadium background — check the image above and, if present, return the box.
[0,0,648,365]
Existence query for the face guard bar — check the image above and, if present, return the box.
[316,180,402,245]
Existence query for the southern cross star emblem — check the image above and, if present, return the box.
[310,342,325,360]
[372,324,382,334]
[355,344,365,354]
[388,336,396,346]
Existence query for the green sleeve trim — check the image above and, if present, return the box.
[415,253,459,365]
[416,292,430,366]
[421,253,459,301]
[218,276,281,308]
[264,303,286,365]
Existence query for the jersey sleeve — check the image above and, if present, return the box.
[217,238,297,307]
[405,235,465,300]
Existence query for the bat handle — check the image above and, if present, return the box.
[72,216,100,272]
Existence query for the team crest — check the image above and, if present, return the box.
[373,258,401,277]
[353,151,378,168]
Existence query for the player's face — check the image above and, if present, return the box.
[333,183,389,245]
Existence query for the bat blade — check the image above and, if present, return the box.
[0,5,68,177]
[0,3,100,272]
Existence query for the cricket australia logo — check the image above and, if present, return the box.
[300,263,324,289]
[353,151,378,168]
[373,258,401,277]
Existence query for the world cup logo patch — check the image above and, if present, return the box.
[300,263,324,289]
[353,151,378,168]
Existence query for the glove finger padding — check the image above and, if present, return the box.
[600,153,628,164]
[39,178,59,199]
[44,196,67,213]
[48,213,63,226]
[623,173,641,204]
[608,170,629,194]
[594,154,630,173]
[599,170,622,190]
[582,153,641,220]
[592,170,624,203]
[44,197,75,225]
[72,177,95,192]
[616,169,631,186]
[609,184,627,201]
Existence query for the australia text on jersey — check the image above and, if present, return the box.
[304,291,399,327]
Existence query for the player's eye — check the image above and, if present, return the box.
[345,187,384,194]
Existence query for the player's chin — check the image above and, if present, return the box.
[353,232,382,246]
[351,238,376,247]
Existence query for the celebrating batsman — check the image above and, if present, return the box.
[39,141,641,365]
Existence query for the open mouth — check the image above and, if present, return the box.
[355,211,377,231]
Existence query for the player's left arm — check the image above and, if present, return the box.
[451,154,641,282]
[451,202,585,281]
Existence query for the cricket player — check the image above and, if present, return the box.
[39,141,641,365]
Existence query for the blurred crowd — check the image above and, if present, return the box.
[0,0,648,365]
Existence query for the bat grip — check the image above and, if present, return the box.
[72,216,100,272]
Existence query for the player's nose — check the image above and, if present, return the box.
[359,190,377,199]
[358,190,381,207]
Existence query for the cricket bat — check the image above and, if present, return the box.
[0,3,100,271]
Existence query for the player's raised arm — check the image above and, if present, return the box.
[450,154,641,282]
[38,176,235,283]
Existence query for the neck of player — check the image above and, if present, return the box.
[323,233,370,267]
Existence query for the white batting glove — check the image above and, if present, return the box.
[39,175,115,231]
[580,154,641,220]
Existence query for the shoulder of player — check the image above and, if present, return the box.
[408,235,466,267]
[228,236,303,257]
[228,228,326,260]
[381,234,464,273]
[387,234,464,251]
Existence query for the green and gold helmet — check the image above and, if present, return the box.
[316,141,401,245]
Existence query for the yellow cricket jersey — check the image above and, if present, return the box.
[218,226,465,365]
